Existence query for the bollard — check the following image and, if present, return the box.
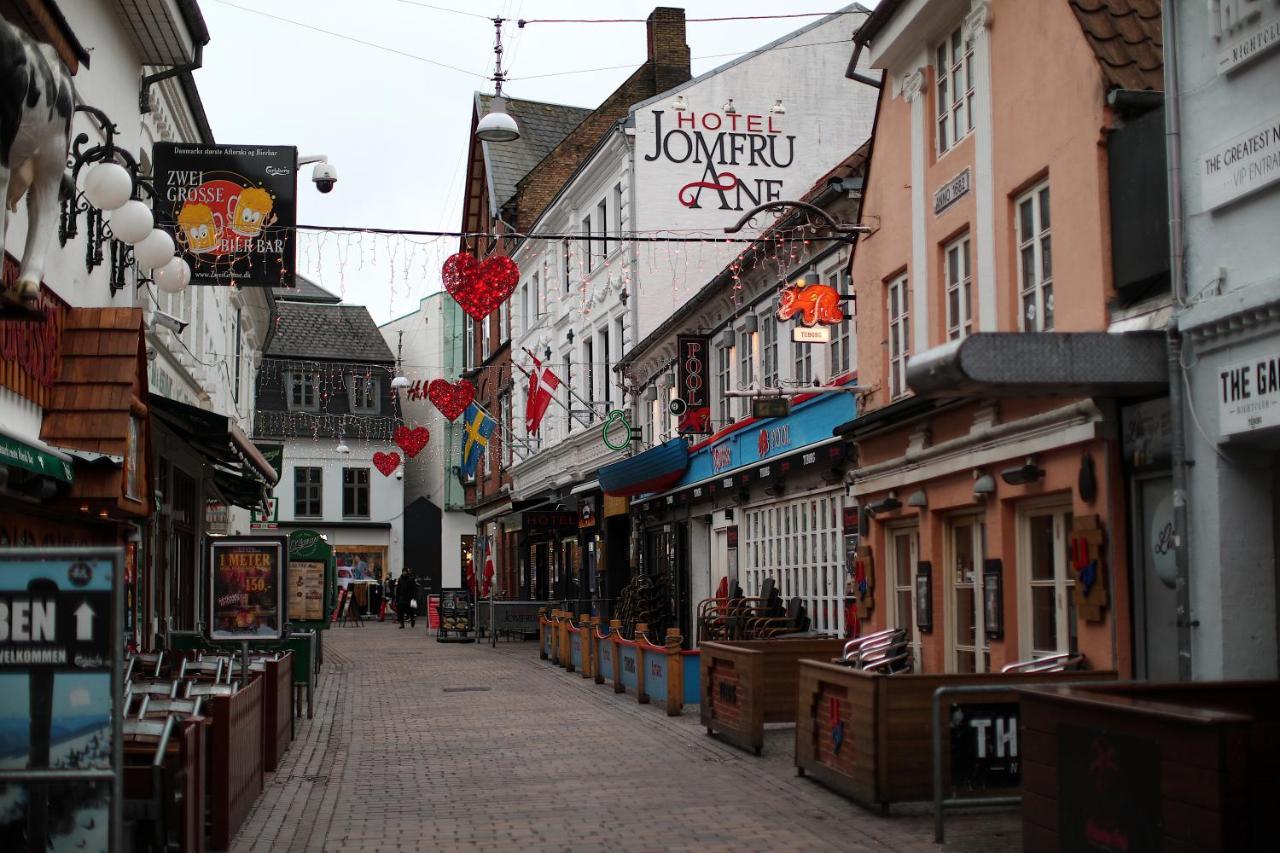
[563,612,576,673]
[589,616,602,682]
[579,614,593,678]
[538,608,549,660]
[610,620,624,693]
[665,628,683,716]
[635,623,650,704]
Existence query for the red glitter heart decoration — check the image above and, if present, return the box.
[427,378,475,421]
[394,426,429,459]
[373,451,401,477]
[442,252,519,320]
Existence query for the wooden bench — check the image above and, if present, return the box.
[700,638,848,755]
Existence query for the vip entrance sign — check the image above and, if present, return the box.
[0,547,123,852]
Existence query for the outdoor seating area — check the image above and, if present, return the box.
[121,649,297,851]
[695,579,815,643]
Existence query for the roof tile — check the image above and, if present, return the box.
[476,94,592,211]
[1069,0,1163,92]
[266,302,394,363]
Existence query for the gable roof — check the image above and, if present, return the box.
[476,94,592,211]
[266,302,394,363]
[272,273,341,304]
[1068,0,1163,92]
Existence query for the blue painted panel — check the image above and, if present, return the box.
[597,638,614,683]
[542,627,552,658]
[570,632,582,669]
[645,649,669,704]
[683,654,701,706]
[619,646,639,692]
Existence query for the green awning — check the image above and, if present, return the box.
[0,432,74,484]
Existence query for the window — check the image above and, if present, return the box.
[1020,506,1076,658]
[500,299,509,342]
[288,371,318,412]
[794,334,813,385]
[342,468,370,518]
[482,310,491,356]
[521,283,530,334]
[888,275,910,399]
[581,216,594,273]
[295,467,322,517]
[563,239,572,293]
[612,183,623,246]
[233,308,242,405]
[949,516,988,672]
[564,350,574,432]
[887,526,922,670]
[944,233,973,340]
[828,265,853,378]
[738,329,755,418]
[717,343,733,424]
[347,375,380,414]
[743,495,847,636]
[500,391,512,467]
[760,315,778,388]
[1017,183,1053,331]
[464,317,474,369]
[597,199,609,260]
[936,25,974,155]
[583,338,595,422]
[600,329,611,409]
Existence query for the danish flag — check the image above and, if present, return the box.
[524,350,561,435]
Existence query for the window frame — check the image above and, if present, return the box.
[562,239,572,294]
[612,182,623,252]
[760,313,778,388]
[347,374,381,415]
[945,514,989,673]
[887,274,911,399]
[886,524,922,670]
[828,264,853,378]
[936,24,975,156]
[596,199,609,260]
[342,467,370,519]
[294,466,323,518]
[1017,501,1077,660]
[716,342,733,425]
[944,232,974,340]
[737,329,755,418]
[1016,182,1053,331]
[287,371,319,413]
[581,215,594,273]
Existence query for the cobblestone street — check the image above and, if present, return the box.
[229,623,1019,853]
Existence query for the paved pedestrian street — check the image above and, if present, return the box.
[230,623,1019,853]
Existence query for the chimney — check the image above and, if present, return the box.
[647,7,691,69]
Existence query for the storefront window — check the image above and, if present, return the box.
[1021,506,1076,658]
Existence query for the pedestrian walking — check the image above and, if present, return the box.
[396,567,418,629]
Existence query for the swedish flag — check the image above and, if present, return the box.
[460,403,495,479]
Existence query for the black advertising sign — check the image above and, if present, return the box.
[0,547,123,852]
[208,537,286,641]
[1057,724,1161,853]
[949,701,1020,794]
[153,143,297,287]
[677,334,711,435]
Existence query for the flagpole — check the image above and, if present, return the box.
[466,399,534,462]
[516,349,595,429]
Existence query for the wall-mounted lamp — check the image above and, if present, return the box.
[643,386,658,403]
[672,94,689,112]
[659,371,675,389]
[391,375,410,390]
[867,490,902,514]
[722,98,737,114]
[544,345,552,360]
[336,441,351,454]
[906,489,928,508]
[973,471,997,496]
[718,328,735,348]
[1001,458,1045,486]
[741,314,758,334]
[769,99,786,115]
[566,329,575,345]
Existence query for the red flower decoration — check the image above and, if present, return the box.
[373,451,401,477]
[428,378,475,421]
[442,252,519,320]
[394,425,429,459]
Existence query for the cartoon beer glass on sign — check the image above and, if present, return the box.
[230,187,274,237]
[178,202,218,253]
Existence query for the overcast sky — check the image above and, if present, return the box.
[195,1,870,323]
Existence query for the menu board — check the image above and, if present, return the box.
[208,537,285,641]
[289,560,325,622]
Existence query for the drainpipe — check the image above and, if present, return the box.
[1162,0,1193,681]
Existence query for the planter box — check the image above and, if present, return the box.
[1018,680,1280,853]
[700,638,848,755]
[209,677,263,851]
[794,660,1116,810]
[262,653,294,772]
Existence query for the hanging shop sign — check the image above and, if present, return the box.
[1217,353,1280,438]
[208,536,286,641]
[776,280,845,327]
[676,334,712,434]
[602,409,633,451]
[250,496,279,530]
[0,547,123,853]
[153,143,297,287]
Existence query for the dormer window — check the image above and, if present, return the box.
[288,371,319,412]
[348,375,380,414]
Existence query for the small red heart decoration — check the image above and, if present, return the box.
[428,378,475,421]
[373,451,401,477]
[394,426,429,459]
[442,252,519,320]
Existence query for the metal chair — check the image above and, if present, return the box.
[122,715,176,853]
[1000,652,1083,673]
[178,657,225,683]
[142,697,204,718]
[185,681,238,698]
[131,680,180,699]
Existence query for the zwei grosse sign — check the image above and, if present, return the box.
[153,143,297,287]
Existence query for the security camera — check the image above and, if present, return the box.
[394,469,404,481]
[312,162,337,193]
[151,310,188,335]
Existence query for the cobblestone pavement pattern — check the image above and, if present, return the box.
[230,622,1019,853]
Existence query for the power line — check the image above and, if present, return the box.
[507,38,853,81]
[293,224,852,244]
[393,0,493,20]
[210,0,489,79]
[517,12,855,26]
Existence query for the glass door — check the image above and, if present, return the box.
[1021,505,1076,659]
[949,516,988,672]
[887,526,921,668]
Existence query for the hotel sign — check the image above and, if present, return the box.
[1212,0,1280,74]
[1199,112,1280,210]
[1218,354,1280,437]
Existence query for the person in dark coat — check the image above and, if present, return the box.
[396,568,418,628]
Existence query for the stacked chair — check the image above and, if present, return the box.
[839,628,913,674]
[696,578,815,642]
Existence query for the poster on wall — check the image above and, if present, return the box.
[288,561,326,622]
[152,143,297,287]
[335,546,387,583]
[676,334,711,435]
[208,537,286,641]
[0,547,123,852]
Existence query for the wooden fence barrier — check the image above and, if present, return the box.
[262,653,294,772]
[209,676,263,851]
